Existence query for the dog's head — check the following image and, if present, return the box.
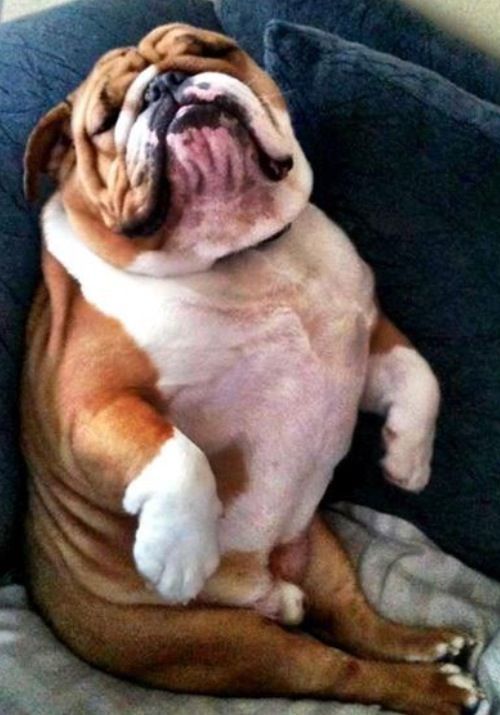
[25,24,312,276]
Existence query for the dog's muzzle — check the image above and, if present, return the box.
[145,71,293,179]
[121,71,294,237]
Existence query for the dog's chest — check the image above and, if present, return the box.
[87,209,375,445]
[153,215,374,546]
[47,202,376,547]
[164,253,374,547]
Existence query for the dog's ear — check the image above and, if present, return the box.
[24,100,73,202]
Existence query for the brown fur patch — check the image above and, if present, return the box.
[200,550,269,607]
[369,313,412,354]
[209,444,248,505]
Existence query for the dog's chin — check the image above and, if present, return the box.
[122,103,293,240]
[165,104,287,210]
[166,106,256,200]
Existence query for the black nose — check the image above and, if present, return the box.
[145,72,188,105]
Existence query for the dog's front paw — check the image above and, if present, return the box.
[381,422,435,493]
[123,430,222,604]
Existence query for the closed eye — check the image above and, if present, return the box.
[200,42,235,59]
[91,86,121,136]
[175,33,236,59]
[91,107,120,136]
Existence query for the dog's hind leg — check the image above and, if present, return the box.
[52,579,480,714]
[301,516,474,665]
[29,512,481,713]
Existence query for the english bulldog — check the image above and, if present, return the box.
[22,23,483,714]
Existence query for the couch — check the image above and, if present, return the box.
[0,1,499,712]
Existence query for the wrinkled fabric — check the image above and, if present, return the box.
[327,504,500,714]
[480,632,500,714]
[0,0,222,574]
[1,504,499,714]
[264,20,500,581]
[215,0,500,105]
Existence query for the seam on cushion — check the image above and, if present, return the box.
[266,31,500,148]
[265,46,500,338]
[267,48,493,219]
[266,51,496,257]
[264,45,310,135]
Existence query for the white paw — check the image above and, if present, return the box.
[381,422,435,493]
[439,664,485,708]
[123,430,222,604]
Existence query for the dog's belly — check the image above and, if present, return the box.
[148,206,377,553]
[168,317,368,552]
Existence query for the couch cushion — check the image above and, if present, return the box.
[0,0,222,577]
[264,20,500,580]
[215,0,500,106]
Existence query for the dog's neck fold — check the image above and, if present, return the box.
[43,193,294,281]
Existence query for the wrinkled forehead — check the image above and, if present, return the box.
[76,23,285,111]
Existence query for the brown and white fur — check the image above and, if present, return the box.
[22,24,482,714]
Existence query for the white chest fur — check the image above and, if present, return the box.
[44,195,377,550]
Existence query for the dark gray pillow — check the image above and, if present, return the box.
[215,0,500,106]
[0,0,222,578]
[264,20,500,580]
